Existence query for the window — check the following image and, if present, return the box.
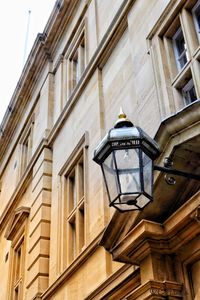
[182,79,197,105]
[148,1,200,115]
[58,134,88,270]
[66,24,86,96]
[173,27,188,71]
[12,238,25,300]
[193,0,200,42]
[70,34,85,91]
[65,153,85,264]
[5,207,30,300]
[21,129,32,172]
[19,118,34,176]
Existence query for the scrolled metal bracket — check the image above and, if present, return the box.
[154,157,200,185]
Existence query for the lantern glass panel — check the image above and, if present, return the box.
[114,149,141,194]
[116,200,139,211]
[142,152,153,197]
[102,153,118,201]
[135,195,151,209]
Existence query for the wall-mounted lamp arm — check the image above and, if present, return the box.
[154,165,200,181]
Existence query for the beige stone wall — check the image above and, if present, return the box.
[1,0,200,299]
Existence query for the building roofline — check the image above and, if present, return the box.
[0,0,78,163]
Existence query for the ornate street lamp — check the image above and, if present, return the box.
[93,109,160,212]
[93,109,200,212]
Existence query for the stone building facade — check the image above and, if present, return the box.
[0,0,200,299]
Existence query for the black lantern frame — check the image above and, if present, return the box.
[93,112,160,212]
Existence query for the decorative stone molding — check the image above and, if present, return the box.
[126,280,183,300]
[5,206,30,241]
[111,197,200,265]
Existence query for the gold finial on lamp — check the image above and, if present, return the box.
[114,107,133,128]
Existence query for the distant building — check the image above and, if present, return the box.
[0,0,200,299]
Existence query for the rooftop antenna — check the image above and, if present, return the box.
[23,10,31,65]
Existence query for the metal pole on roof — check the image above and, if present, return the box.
[23,10,31,65]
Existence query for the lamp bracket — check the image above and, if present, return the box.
[154,165,200,181]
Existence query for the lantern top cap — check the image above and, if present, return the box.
[118,107,126,119]
[114,107,134,128]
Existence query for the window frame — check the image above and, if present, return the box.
[19,116,34,177]
[5,207,30,300]
[58,133,88,270]
[65,153,85,264]
[12,236,25,300]
[65,21,87,99]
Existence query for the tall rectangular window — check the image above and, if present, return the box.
[19,118,34,176]
[67,26,86,96]
[21,129,32,172]
[13,239,24,300]
[65,154,85,264]
[70,35,85,90]
[5,207,29,300]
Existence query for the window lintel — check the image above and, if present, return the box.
[5,206,30,241]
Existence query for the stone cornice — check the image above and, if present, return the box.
[155,100,200,153]
[126,280,183,300]
[110,192,200,265]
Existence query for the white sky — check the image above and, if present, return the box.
[0,0,56,124]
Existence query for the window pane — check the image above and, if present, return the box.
[78,204,85,251]
[176,31,185,55]
[68,170,76,211]
[195,8,200,29]
[182,79,197,105]
[173,28,188,70]
[78,159,84,201]
[69,31,86,93]
[15,247,22,282]
[69,217,76,262]
[14,286,19,300]
[194,2,200,36]
[72,51,78,88]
